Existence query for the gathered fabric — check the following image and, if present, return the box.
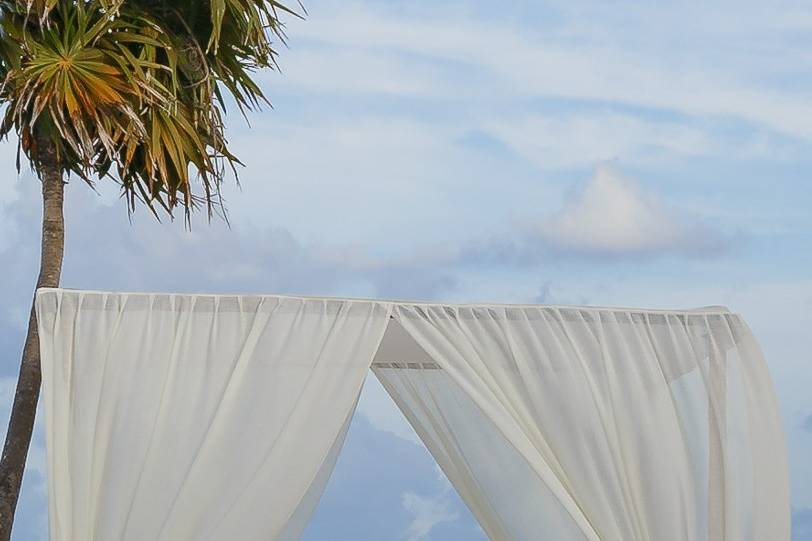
[36,289,789,541]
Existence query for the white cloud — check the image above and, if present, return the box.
[454,166,734,266]
[539,166,729,257]
[0,173,463,311]
[276,47,456,98]
[401,470,459,541]
[280,0,812,140]
[485,112,723,169]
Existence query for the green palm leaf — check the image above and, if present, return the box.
[0,0,298,219]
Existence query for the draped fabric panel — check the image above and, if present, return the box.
[35,289,391,541]
[374,358,590,541]
[381,304,790,541]
[35,289,789,541]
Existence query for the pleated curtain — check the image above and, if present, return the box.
[35,289,789,541]
[36,290,391,541]
[375,304,790,541]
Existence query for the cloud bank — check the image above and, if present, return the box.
[459,166,734,266]
[539,166,730,257]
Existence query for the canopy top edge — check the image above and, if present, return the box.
[37,287,734,317]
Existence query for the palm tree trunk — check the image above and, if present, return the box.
[0,142,64,541]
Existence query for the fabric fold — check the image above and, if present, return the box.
[380,304,789,541]
[36,289,391,541]
[36,289,789,541]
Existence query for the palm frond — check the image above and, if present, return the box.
[0,0,299,220]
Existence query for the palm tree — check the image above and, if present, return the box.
[0,0,297,536]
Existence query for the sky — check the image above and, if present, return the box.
[1,0,811,539]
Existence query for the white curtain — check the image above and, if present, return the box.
[377,304,790,541]
[35,289,391,541]
[36,289,789,541]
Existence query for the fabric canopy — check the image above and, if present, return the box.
[35,288,790,541]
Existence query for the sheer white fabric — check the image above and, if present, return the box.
[35,290,391,541]
[379,304,790,541]
[35,289,789,541]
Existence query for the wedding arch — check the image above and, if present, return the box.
[35,288,790,541]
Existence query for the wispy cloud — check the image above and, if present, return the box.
[401,470,460,541]
[279,1,812,141]
[483,112,713,168]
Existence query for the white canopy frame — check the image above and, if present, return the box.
[35,288,790,541]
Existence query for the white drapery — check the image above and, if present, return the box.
[35,289,789,541]
[36,290,391,541]
[375,305,789,541]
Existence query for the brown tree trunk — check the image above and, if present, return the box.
[0,143,64,540]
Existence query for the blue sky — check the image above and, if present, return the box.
[1,0,812,539]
